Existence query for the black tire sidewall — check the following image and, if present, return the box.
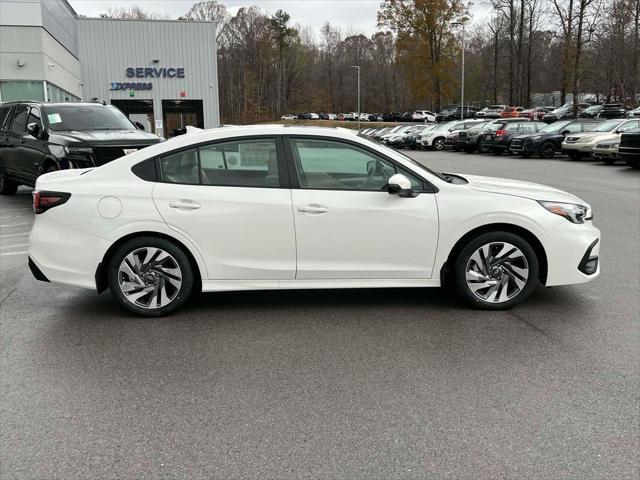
[454,231,539,310]
[108,236,194,317]
[0,166,18,195]
[540,142,555,159]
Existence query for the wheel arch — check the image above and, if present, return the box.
[95,231,203,294]
[440,223,548,286]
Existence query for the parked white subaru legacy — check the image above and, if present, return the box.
[28,125,600,316]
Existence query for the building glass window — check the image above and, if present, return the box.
[45,82,79,103]
[0,81,45,102]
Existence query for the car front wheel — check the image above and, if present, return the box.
[432,138,445,150]
[454,232,539,309]
[108,237,194,317]
[0,167,18,195]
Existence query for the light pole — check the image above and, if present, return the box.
[451,22,465,120]
[351,65,361,129]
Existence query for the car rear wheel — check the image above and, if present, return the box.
[0,167,18,195]
[540,142,556,159]
[454,232,539,310]
[108,237,194,317]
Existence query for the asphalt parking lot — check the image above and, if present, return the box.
[1,151,638,479]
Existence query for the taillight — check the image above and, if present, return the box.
[33,191,71,214]
[495,129,506,136]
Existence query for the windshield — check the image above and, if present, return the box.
[539,120,572,133]
[584,106,601,112]
[468,121,490,131]
[488,105,503,110]
[589,119,624,132]
[43,105,134,131]
[550,107,568,115]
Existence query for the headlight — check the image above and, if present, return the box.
[47,145,93,158]
[611,143,619,149]
[538,201,592,224]
[66,146,93,154]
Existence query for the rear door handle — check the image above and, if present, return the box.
[169,200,201,210]
[298,204,328,214]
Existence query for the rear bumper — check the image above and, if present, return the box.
[28,215,111,290]
[28,257,50,282]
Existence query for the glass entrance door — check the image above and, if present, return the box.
[162,100,204,138]
[111,99,155,133]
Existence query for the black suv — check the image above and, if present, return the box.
[509,119,603,158]
[480,120,547,155]
[597,104,627,119]
[619,130,640,168]
[0,102,161,194]
[459,118,529,153]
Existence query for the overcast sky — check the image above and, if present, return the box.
[69,1,490,37]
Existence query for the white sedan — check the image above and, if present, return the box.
[28,126,600,316]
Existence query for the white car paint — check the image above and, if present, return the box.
[412,110,436,122]
[29,125,600,310]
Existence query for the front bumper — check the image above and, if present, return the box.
[561,141,596,153]
[591,146,619,159]
[544,220,601,286]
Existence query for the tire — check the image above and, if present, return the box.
[432,138,445,151]
[0,166,19,195]
[108,236,194,317]
[540,142,556,159]
[478,144,489,154]
[454,231,539,310]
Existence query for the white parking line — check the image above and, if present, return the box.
[0,243,28,250]
[0,251,27,256]
[0,223,32,228]
[0,232,29,238]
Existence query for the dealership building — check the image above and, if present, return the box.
[0,0,220,137]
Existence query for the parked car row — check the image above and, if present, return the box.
[357,117,640,167]
[281,111,437,122]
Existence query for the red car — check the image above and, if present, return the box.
[520,107,552,121]
[500,106,523,118]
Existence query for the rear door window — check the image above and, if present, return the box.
[0,106,12,130]
[9,105,29,133]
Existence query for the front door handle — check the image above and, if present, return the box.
[298,204,328,214]
[169,200,201,210]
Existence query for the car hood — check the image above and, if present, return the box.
[460,174,586,204]
[48,129,161,146]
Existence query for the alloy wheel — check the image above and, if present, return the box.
[117,247,183,309]
[433,138,445,150]
[465,242,529,303]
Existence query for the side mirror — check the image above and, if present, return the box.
[561,130,569,135]
[387,173,417,198]
[27,122,42,139]
[134,121,145,130]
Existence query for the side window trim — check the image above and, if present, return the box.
[282,135,437,193]
[156,135,290,189]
